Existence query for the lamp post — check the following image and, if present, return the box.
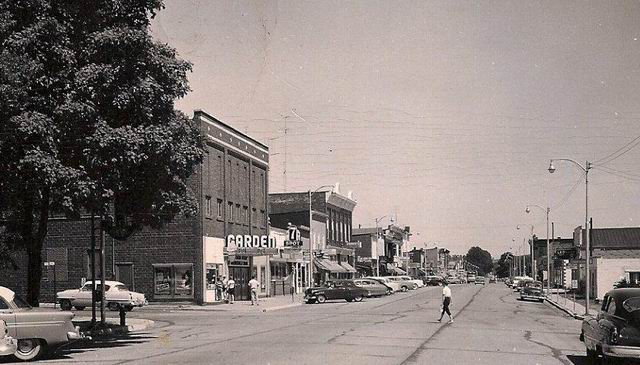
[308,185,333,287]
[526,204,550,295]
[548,158,592,315]
[374,215,387,276]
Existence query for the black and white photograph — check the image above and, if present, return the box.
[1,1,640,364]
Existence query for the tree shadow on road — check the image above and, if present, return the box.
[567,354,640,365]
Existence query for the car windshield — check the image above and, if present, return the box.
[623,297,640,312]
[12,294,31,309]
[115,284,129,291]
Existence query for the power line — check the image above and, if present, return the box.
[594,133,640,166]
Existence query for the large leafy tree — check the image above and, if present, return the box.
[495,252,513,278]
[0,0,203,305]
[465,246,493,276]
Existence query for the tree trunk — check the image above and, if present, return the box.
[24,189,50,307]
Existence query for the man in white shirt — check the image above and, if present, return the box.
[248,276,260,306]
[438,281,453,323]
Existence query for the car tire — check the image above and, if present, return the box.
[317,295,326,304]
[585,347,597,364]
[401,286,408,292]
[74,306,86,310]
[386,289,392,296]
[354,295,363,302]
[60,299,72,311]
[108,302,120,311]
[346,298,353,302]
[14,338,45,361]
[412,284,418,290]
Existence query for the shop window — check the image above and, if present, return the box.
[260,266,266,291]
[153,264,194,299]
[205,196,212,218]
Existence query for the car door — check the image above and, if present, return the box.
[0,297,17,338]
[75,283,94,306]
[599,296,625,344]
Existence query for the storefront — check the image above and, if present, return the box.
[225,234,278,300]
[153,263,195,300]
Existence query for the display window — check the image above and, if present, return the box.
[153,264,194,299]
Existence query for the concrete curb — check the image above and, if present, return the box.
[77,319,155,337]
[261,302,303,312]
[545,297,585,320]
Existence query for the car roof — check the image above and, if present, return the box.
[607,288,640,301]
[83,280,125,286]
[0,286,15,302]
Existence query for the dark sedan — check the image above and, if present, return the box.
[304,280,368,304]
[581,288,640,363]
[519,281,544,302]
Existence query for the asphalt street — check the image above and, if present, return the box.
[17,283,588,365]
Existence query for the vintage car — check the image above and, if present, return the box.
[0,286,83,361]
[446,276,461,285]
[0,319,17,357]
[489,276,497,283]
[474,276,486,285]
[57,280,147,311]
[400,276,425,288]
[581,288,640,363]
[384,276,418,291]
[520,281,544,302]
[304,280,369,304]
[353,279,391,297]
[423,275,444,286]
[365,277,402,293]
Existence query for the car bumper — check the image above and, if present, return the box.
[602,344,640,358]
[520,294,544,300]
[304,295,317,301]
[67,326,90,341]
[0,336,17,356]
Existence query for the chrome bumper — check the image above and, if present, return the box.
[602,344,640,358]
[0,336,17,356]
[67,326,90,340]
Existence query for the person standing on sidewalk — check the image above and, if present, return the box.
[227,276,235,304]
[248,276,260,306]
[438,281,453,324]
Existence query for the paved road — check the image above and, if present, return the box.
[20,283,588,365]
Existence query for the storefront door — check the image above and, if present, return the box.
[229,266,250,300]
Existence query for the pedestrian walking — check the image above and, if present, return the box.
[248,276,260,305]
[438,281,453,324]
[216,276,225,302]
[227,276,235,304]
[221,275,228,302]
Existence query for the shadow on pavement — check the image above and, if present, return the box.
[0,332,157,363]
[567,355,640,365]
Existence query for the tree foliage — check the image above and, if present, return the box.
[465,246,493,276]
[495,252,512,278]
[0,0,203,305]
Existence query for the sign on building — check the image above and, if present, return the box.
[226,235,278,255]
[285,226,302,247]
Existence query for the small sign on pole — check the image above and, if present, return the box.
[571,279,578,289]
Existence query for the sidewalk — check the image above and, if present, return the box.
[145,293,305,313]
[545,292,600,320]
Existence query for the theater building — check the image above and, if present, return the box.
[1,110,270,304]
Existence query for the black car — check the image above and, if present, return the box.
[304,280,368,304]
[581,288,640,363]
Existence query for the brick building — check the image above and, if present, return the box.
[2,110,270,304]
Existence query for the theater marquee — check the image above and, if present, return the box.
[226,234,279,255]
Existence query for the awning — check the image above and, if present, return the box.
[340,262,357,273]
[314,258,346,273]
[394,267,407,275]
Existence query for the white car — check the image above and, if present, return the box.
[57,280,147,311]
[400,276,424,288]
[0,320,17,357]
[365,277,402,293]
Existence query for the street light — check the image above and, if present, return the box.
[308,185,333,287]
[548,158,592,315]
[526,204,550,296]
[374,215,388,277]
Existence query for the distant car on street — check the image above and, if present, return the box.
[384,276,418,291]
[581,288,640,364]
[400,276,424,288]
[519,281,544,302]
[474,276,486,285]
[489,277,497,283]
[423,276,444,286]
[365,277,401,293]
[0,320,17,357]
[446,276,461,284]
[0,286,84,361]
[57,280,147,312]
[353,279,391,297]
[305,280,368,304]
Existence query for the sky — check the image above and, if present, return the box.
[151,1,640,257]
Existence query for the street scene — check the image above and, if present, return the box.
[1,0,640,364]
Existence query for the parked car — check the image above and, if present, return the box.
[446,276,461,285]
[400,276,424,288]
[520,281,544,302]
[304,280,369,304]
[57,280,147,312]
[489,277,497,283]
[581,288,640,363]
[384,276,418,291]
[423,276,444,286]
[0,320,17,357]
[353,279,391,297]
[516,279,534,292]
[474,276,486,285]
[0,286,84,361]
[365,277,401,293]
